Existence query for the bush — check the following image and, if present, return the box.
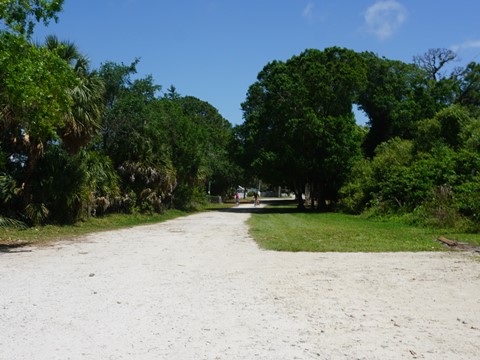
[422,185,460,228]
[337,158,373,214]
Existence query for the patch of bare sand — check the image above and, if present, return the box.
[1,204,479,359]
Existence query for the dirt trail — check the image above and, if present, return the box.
[1,204,479,359]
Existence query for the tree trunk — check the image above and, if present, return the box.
[295,184,305,209]
[317,187,327,212]
[20,138,43,207]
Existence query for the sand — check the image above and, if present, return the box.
[1,204,479,359]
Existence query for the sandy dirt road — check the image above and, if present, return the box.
[1,204,480,360]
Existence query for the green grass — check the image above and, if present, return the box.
[0,210,191,246]
[248,206,480,252]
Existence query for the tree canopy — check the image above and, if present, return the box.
[0,3,237,224]
[239,47,367,208]
[0,0,63,35]
[237,46,480,230]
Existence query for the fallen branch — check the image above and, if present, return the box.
[437,236,458,247]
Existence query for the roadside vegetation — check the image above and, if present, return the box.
[0,1,238,231]
[0,203,232,246]
[248,202,480,252]
[236,48,480,233]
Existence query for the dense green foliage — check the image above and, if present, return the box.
[99,62,234,211]
[239,47,480,231]
[339,111,480,231]
[0,0,63,35]
[341,57,480,231]
[0,5,236,226]
[238,48,366,209]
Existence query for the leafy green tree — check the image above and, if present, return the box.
[241,47,366,209]
[1,31,111,224]
[344,138,457,215]
[359,54,427,155]
[368,138,416,212]
[451,117,480,228]
[0,33,75,144]
[0,0,63,36]
[99,60,234,211]
[337,157,373,214]
[99,59,142,151]
[176,96,235,196]
[413,105,472,152]
[240,60,294,193]
[435,106,472,149]
[454,62,480,113]
[0,32,76,210]
[99,61,178,211]
[358,49,463,157]
[156,98,206,209]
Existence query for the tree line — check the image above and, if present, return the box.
[235,47,480,231]
[1,1,480,232]
[0,1,237,226]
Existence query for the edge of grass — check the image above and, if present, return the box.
[248,204,480,253]
[0,202,234,247]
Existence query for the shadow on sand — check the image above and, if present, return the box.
[0,243,33,254]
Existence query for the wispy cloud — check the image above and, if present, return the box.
[363,0,407,40]
[451,39,480,52]
[302,2,315,19]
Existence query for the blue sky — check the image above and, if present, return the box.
[34,0,480,125]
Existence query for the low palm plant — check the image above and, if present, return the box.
[24,203,49,226]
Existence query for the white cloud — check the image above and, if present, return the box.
[451,39,480,52]
[302,2,315,18]
[364,0,407,40]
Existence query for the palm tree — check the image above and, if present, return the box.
[44,35,105,153]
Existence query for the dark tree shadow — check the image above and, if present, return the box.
[0,243,33,254]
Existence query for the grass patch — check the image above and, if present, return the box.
[0,210,189,246]
[248,205,480,252]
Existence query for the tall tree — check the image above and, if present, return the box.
[43,35,105,153]
[99,59,140,150]
[241,47,367,209]
[0,33,76,210]
[99,61,176,211]
[176,96,235,196]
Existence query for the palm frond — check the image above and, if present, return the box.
[0,216,27,229]
[24,203,49,225]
